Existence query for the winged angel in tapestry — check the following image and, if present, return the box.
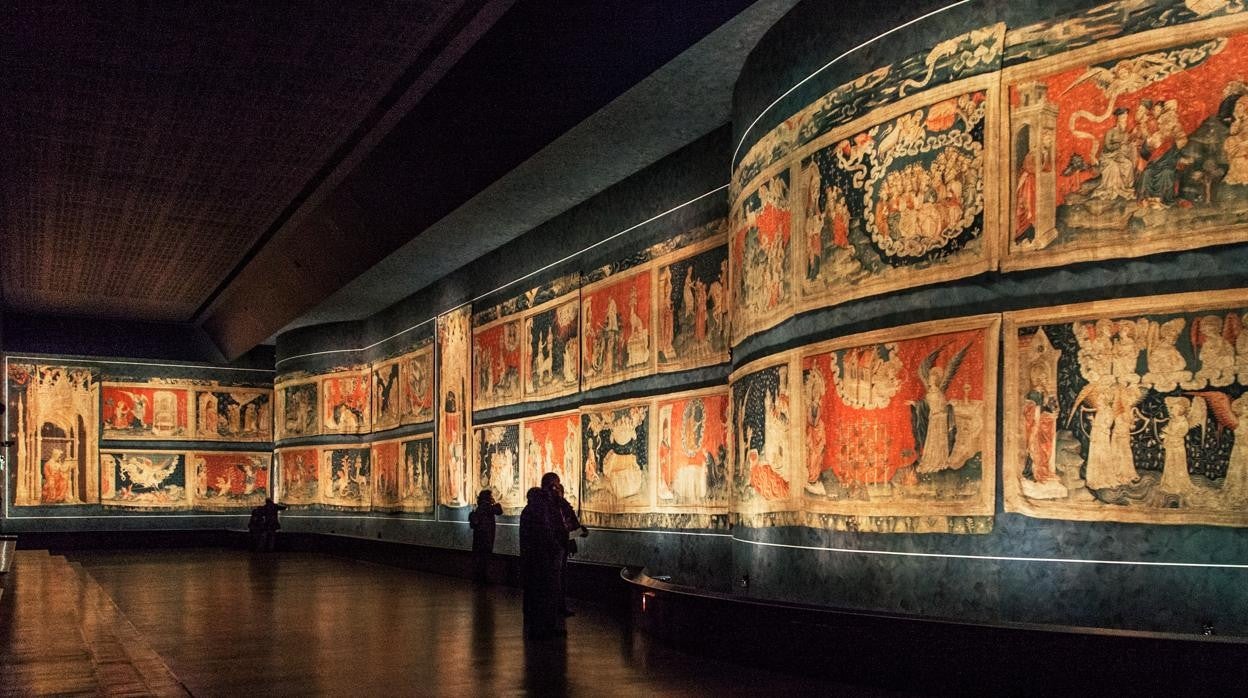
[1006,292,1248,527]
[1007,24,1248,266]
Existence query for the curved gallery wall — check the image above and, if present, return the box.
[6,0,1247,637]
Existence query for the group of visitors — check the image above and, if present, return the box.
[472,471,587,639]
[251,472,586,640]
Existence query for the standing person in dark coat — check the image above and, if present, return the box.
[468,489,502,583]
[552,481,587,616]
[519,485,564,639]
[249,498,287,552]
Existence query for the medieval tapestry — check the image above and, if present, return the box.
[194,386,272,442]
[102,382,193,440]
[399,344,434,426]
[7,363,99,506]
[275,376,319,440]
[398,435,435,513]
[796,76,999,314]
[522,282,581,403]
[191,451,271,510]
[654,233,730,374]
[731,169,793,344]
[1004,289,1248,527]
[100,450,188,509]
[799,316,998,533]
[730,354,800,521]
[371,358,402,433]
[276,447,320,506]
[734,22,1005,191]
[582,267,654,390]
[473,316,523,411]
[474,421,523,512]
[1002,13,1248,270]
[654,387,730,514]
[320,370,370,435]
[438,305,474,508]
[371,439,403,512]
[581,399,653,520]
[522,411,581,508]
[320,445,371,509]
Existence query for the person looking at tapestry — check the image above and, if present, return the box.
[468,489,502,584]
[552,480,587,617]
[519,484,565,639]
[249,498,287,552]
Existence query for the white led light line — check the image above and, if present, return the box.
[731,0,973,170]
[734,537,1248,570]
[275,184,729,367]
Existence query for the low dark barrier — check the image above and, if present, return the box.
[623,568,1247,696]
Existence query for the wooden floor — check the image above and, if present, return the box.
[1,548,901,696]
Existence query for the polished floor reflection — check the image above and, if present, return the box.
[0,548,896,696]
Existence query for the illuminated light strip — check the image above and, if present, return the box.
[731,0,973,171]
[733,536,1248,570]
[275,184,730,367]
[3,355,272,373]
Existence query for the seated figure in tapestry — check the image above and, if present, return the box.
[1008,30,1248,263]
[799,90,987,303]
[581,405,650,512]
[732,364,793,509]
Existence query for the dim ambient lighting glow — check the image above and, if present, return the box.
[732,537,1248,570]
[274,184,731,367]
[730,0,973,170]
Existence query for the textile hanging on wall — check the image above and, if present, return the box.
[7,363,100,506]
[437,305,474,508]
[1004,289,1248,527]
[798,316,998,533]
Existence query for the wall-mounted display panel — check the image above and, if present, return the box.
[473,316,524,411]
[275,376,320,440]
[654,386,730,514]
[190,451,271,509]
[438,306,474,508]
[799,316,998,533]
[730,354,800,523]
[194,386,272,442]
[654,233,730,374]
[371,358,402,433]
[399,345,434,426]
[7,363,100,506]
[100,449,186,509]
[102,382,193,440]
[1004,289,1248,527]
[398,435,435,514]
[581,398,653,516]
[371,439,403,512]
[320,370,370,435]
[730,169,793,344]
[320,445,372,509]
[582,268,654,390]
[521,410,580,508]
[796,75,999,314]
[474,420,523,512]
[1001,13,1248,270]
[521,284,581,403]
[276,447,320,506]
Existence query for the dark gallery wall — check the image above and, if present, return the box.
[273,126,736,590]
[5,0,1247,640]
[726,0,1248,635]
[257,0,1248,635]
